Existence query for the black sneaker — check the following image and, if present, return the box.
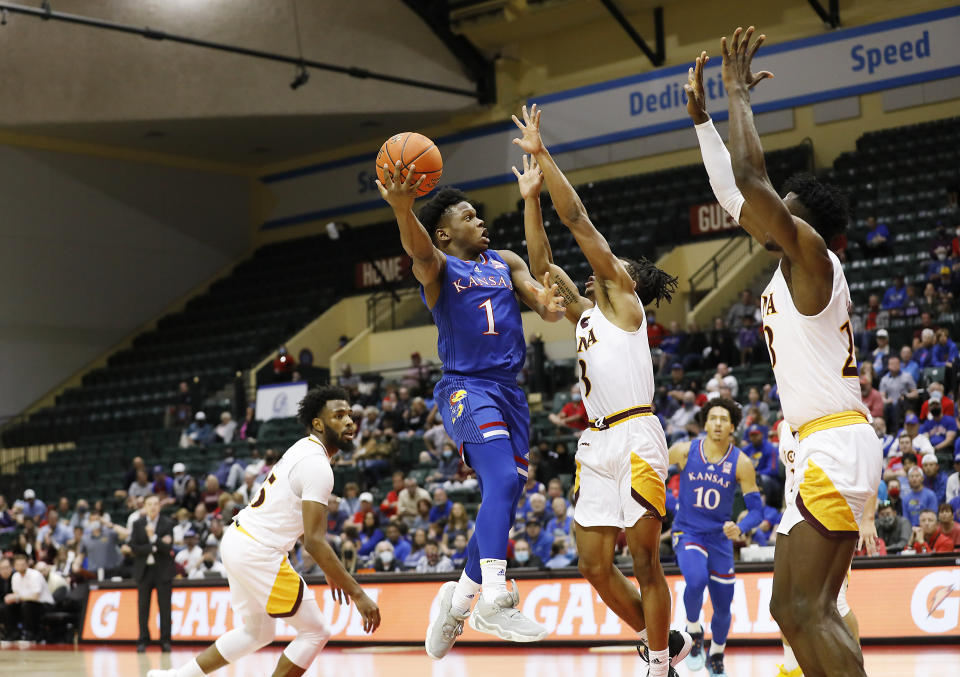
[637,629,694,667]
[687,630,705,670]
[707,652,728,677]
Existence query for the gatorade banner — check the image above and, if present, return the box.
[82,565,959,642]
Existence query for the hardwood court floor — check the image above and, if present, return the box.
[1,644,957,676]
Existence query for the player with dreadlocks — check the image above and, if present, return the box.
[512,104,690,677]
[686,29,880,677]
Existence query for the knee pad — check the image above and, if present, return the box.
[284,600,331,668]
[215,614,276,663]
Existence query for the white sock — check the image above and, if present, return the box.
[709,641,725,655]
[639,628,648,646]
[648,648,669,677]
[686,620,702,634]
[783,644,799,671]
[176,659,205,677]
[480,558,507,602]
[451,570,481,616]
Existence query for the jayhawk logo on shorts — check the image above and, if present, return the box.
[450,390,467,423]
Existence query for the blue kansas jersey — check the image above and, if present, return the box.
[674,439,741,534]
[423,250,525,380]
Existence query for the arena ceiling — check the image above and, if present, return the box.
[0,0,682,165]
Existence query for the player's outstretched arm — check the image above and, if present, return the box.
[376,161,445,290]
[722,28,831,274]
[499,250,566,322]
[512,151,591,323]
[668,441,692,469]
[513,105,634,296]
[302,500,381,633]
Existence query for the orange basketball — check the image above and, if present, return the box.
[375,132,443,197]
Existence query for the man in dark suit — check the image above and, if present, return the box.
[130,495,175,652]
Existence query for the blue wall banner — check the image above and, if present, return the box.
[260,7,960,230]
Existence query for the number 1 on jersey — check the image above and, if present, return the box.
[478,298,498,335]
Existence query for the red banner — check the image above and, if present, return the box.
[82,565,960,642]
[354,255,411,289]
[690,202,738,236]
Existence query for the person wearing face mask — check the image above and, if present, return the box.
[920,398,958,455]
[875,501,911,554]
[189,546,227,579]
[548,384,589,432]
[666,391,701,444]
[373,541,401,573]
[426,443,462,488]
[507,539,543,569]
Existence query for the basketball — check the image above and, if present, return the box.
[376,132,443,197]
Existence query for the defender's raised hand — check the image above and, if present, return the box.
[512,154,544,201]
[512,103,545,156]
[376,160,426,212]
[720,26,774,92]
[524,272,567,316]
[684,51,711,125]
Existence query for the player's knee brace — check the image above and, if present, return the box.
[284,600,332,668]
[215,614,276,663]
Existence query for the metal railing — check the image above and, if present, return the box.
[689,234,756,306]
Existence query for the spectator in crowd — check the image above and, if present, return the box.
[921,384,955,419]
[340,537,358,575]
[213,450,245,493]
[871,328,891,375]
[175,525,202,573]
[873,418,897,459]
[402,397,430,437]
[272,345,296,377]
[545,497,573,541]
[203,516,226,549]
[934,329,957,372]
[179,477,201,513]
[921,398,958,455]
[887,478,904,516]
[882,274,908,313]
[508,539,543,569]
[938,502,960,550]
[36,510,71,551]
[373,540,402,573]
[67,500,90,532]
[189,546,227,579]
[2,554,54,647]
[448,533,469,568]
[744,386,771,423]
[402,352,431,393]
[861,375,884,420]
[404,529,429,569]
[237,405,259,441]
[171,463,191,503]
[706,362,738,399]
[412,499,433,532]
[875,501,911,554]
[442,503,474,549]
[736,315,760,366]
[705,318,736,367]
[18,490,46,522]
[921,454,949,503]
[903,414,935,455]
[864,215,891,256]
[356,407,381,448]
[81,514,127,579]
[902,466,939,527]
[379,522,411,564]
[548,385,588,432]
[726,290,758,328]
[379,472,406,519]
[909,509,953,553]
[415,542,453,574]
[880,356,918,425]
[900,345,921,383]
[428,488,453,525]
[236,467,260,506]
[352,493,378,525]
[128,470,153,501]
[544,540,573,569]
[680,321,708,370]
[339,482,361,519]
[151,465,175,503]
[16,518,38,560]
[524,520,553,563]
[521,492,549,527]
[946,450,960,503]
[423,417,454,459]
[200,475,225,514]
[425,442,462,489]
[379,397,404,435]
[0,558,12,639]
[184,412,215,447]
[743,424,781,506]
[214,412,237,444]
[657,321,687,374]
[667,391,700,444]
[914,329,937,369]
[646,310,667,349]
[357,511,384,557]
[356,429,396,486]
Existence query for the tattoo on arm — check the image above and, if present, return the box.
[554,277,578,307]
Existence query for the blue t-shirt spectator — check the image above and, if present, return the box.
[934,339,958,367]
[525,526,554,562]
[660,331,685,357]
[902,358,921,383]
[357,528,384,556]
[920,415,958,448]
[450,547,468,568]
[882,282,908,310]
[743,431,778,479]
[901,485,938,526]
[951,495,960,522]
[923,470,949,504]
[428,500,453,525]
[19,496,46,521]
[383,536,411,563]
[545,514,573,540]
[914,345,936,369]
[866,222,890,247]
